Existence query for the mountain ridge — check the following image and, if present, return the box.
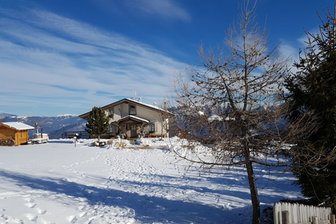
[0,113,87,139]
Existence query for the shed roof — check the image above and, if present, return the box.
[1,122,35,130]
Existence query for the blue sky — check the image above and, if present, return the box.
[0,0,333,116]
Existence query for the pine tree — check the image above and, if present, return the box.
[86,107,109,142]
[285,14,336,210]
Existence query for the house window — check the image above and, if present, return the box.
[109,124,118,134]
[149,123,155,133]
[108,108,114,119]
[129,105,136,115]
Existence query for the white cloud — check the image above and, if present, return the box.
[281,28,320,65]
[277,32,317,75]
[297,27,320,47]
[125,0,191,22]
[278,43,299,63]
[0,8,190,115]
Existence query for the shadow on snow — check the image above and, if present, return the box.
[0,170,248,224]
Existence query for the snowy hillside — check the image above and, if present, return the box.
[0,138,302,224]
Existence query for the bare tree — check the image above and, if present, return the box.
[174,1,289,223]
[159,98,173,138]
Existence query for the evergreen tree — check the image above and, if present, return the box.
[86,107,109,142]
[285,15,336,210]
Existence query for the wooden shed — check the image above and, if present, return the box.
[0,122,35,146]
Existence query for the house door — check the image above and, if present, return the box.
[130,124,137,138]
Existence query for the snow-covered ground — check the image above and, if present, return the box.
[0,138,301,224]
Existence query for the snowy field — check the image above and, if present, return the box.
[0,138,301,224]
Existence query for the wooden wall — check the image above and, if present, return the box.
[14,130,29,145]
[0,126,15,139]
[0,126,29,146]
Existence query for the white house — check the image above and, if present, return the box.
[79,98,173,138]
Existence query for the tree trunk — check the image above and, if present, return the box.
[244,142,260,224]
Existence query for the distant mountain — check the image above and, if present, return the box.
[0,113,17,119]
[0,114,87,139]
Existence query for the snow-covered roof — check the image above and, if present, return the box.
[123,98,168,113]
[79,98,173,119]
[103,98,171,114]
[1,122,35,130]
[207,115,236,122]
[118,115,149,123]
[208,115,223,122]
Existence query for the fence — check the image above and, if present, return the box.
[274,202,335,224]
